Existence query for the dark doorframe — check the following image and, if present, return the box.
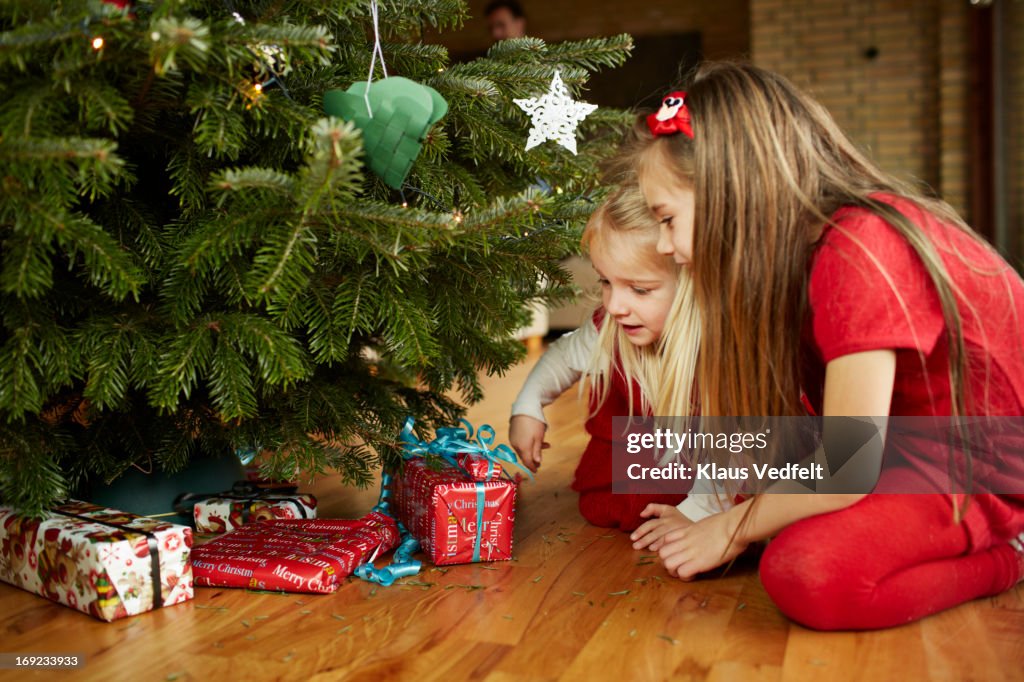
[967,3,994,242]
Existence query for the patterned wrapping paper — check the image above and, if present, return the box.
[190,513,400,593]
[0,500,193,622]
[192,493,317,534]
[454,453,503,481]
[392,458,517,566]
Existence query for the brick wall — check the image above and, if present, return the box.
[751,0,972,218]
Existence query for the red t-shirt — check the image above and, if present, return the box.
[804,194,1024,549]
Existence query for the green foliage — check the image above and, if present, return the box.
[0,0,633,513]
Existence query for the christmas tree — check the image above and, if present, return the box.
[0,0,632,513]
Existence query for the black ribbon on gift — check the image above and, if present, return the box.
[53,508,164,610]
[173,480,307,526]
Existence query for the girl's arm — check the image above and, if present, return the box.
[649,349,897,579]
[510,319,599,470]
[725,348,897,543]
[510,319,598,421]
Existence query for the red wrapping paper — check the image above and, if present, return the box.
[190,513,398,593]
[392,458,516,566]
[455,453,503,481]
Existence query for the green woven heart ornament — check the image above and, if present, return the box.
[323,77,448,189]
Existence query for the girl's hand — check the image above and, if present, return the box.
[509,415,548,472]
[656,507,749,581]
[630,503,693,551]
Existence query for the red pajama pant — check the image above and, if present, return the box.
[572,429,683,531]
[760,491,1022,630]
[571,361,685,532]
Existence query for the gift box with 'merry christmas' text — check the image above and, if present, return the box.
[392,455,517,566]
[189,513,399,593]
[0,500,193,622]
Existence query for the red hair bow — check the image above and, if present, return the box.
[647,91,693,139]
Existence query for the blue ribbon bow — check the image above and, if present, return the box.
[398,417,533,482]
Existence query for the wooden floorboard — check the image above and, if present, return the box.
[1,346,1022,681]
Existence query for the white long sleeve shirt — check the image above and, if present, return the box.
[510,320,730,522]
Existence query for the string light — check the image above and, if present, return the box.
[452,209,464,224]
[91,36,104,50]
[243,80,267,110]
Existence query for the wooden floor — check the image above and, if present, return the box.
[2,346,1023,681]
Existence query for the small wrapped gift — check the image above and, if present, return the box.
[0,500,193,622]
[179,482,318,534]
[190,513,399,593]
[391,418,523,566]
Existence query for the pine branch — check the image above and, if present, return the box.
[220,312,311,387]
[152,318,217,409]
[0,232,55,298]
[72,81,135,135]
[302,280,349,364]
[543,35,634,72]
[209,339,258,420]
[54,214,146,301]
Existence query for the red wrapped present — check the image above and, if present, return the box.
[0,500,193,622]
[192,492,317,534]
[392,458,516,566]
[190,513,399,593]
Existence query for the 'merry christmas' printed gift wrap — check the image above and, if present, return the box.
[392,457,517,565]
[189,513,399,593]
[390,417,522,566]
[0,500,193,622]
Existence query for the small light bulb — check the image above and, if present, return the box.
[151,31,161,41]
[91,37,104,50]
[401,201,408,208]
[253,82,263,92]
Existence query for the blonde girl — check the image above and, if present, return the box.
[510,184,708,531]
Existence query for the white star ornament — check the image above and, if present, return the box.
[514,70,598,155]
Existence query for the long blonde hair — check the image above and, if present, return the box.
[634,61,1012,422]
[580,184,700,419]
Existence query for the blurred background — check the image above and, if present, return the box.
[433,0,1024,331]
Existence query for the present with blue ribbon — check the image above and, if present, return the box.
[388,417,522,566]
[354,417,525,582]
